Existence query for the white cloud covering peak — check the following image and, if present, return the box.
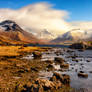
[0,2,92,40]
[0,2,72,39]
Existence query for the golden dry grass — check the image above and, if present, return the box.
[0,46,42,57]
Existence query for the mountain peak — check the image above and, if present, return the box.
[0,20,22,32]
[0,20,16,25]
[0,20,41,45]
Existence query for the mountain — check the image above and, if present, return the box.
[51,29,92,44]
[39,29,55,40]
[0,20,40,45]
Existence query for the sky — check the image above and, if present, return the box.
[0,0,92,21]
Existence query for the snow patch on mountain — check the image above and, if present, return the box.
[51,29,92,43]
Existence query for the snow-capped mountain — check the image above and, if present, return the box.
[0,20,41,45]
[51,29,92,43]
[39,29,55,40]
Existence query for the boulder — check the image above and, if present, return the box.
[60,63,69,69]
[54,57,65,64]
[45,60,53,64]
[32,51,42,59]
[50,72,70,85]
[62,74,70,85]
[86,60,91,62]
[30,78,56,92]
[47,64,55,71]
[78,72,88,78]
[89,71,92,73]
[36,78,55,90]
[29,73,70,92]
[50,72,63,82]
[72,59,79,62]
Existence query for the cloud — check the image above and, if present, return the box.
[0,2,72,39]
[71,21,92,30]
[1,2,92,40]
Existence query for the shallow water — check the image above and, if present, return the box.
[24,48,92,91]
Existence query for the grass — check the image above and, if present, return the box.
[0,46,45,57]
[0,46,51,92]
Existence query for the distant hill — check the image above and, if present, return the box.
[51,29,92,44]
[0,20,41,45]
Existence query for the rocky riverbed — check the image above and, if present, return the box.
[24,48,92,92]
[0,46,92,92]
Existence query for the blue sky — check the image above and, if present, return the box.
[0,0,92,21]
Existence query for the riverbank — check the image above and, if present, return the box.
[0,46,51,91]
[0,46,91,92]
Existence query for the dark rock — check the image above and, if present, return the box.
[18,70,25,73]
[86,60,91,62]
[60,63,69,69]
[45,60,53,64]
[50,72,63,82]
[50,72,70,85]
[31,67,38,72]
[75,69,78,72]
[78,49,84,52]
[69,42,87,49]
[23,73,70,92]
[32,51,42,59]
[72,59,79,62]
[78,72,88,78]
[47,64,55,71]
[89,71,92,73]
[54,51,62,56]
[67,50,74,53]
[34,78,55,92]
[54,57,65,64]
[30,84,40,92]
[79,71,84,73]
[62,74,70,85]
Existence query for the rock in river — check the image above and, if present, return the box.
[54,57,65,64]
[30,78,56,92]
[50,72,70,85]
[32,51,42,59]
[28,73,70,92]
[60,63,69,69]
[78,72,88,78]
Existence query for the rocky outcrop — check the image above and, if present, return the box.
[69,42,92,50]
[24,73,70,92]
[50,72,70,85]
[30,78,55,92]
[69,42,87,49]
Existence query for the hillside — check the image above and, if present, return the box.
[0,20,40,45]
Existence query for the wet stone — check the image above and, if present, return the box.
[54,57,65,64]
[78,72,88,78]
[60,63,69,69]
[32,51,42,59]
[47,64,55,71]
[86,60,91,62]
[45,60,53,64]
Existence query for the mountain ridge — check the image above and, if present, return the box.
[0,20,41,45]
[51,29,92,44]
